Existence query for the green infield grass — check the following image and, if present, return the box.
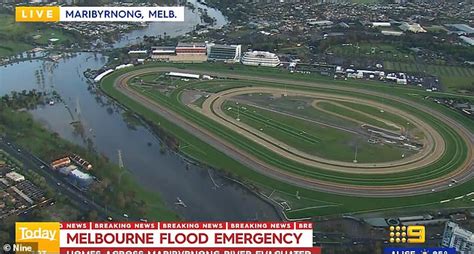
[221,100,413,163]
[100,63,473,218]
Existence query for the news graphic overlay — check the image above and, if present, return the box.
[13,222,60,253]
[383,247,456,254]
[15,6,184,22]
[384,225,456,254]
[13,222,321,253]
[389,225,425,244]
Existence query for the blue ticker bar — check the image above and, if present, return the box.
[384,247,456,254]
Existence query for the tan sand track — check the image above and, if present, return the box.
[201,87,442,174]
[112,67,474,197]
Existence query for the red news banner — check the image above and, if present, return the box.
[60,222,320,254]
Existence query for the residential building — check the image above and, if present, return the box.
[306,19,334,27]
[51,157,71,169]
[71,154,93,170]
[460,36,474,46]
[381,30,404,36]
[372,22,392,27]
[5,172,25,183]
[442,221,474,253]
[446,24,474,35]
[399,22,426,33]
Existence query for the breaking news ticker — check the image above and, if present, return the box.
[5,222,321,254]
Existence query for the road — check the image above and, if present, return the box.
[0,137,132,221]
[112,67,474,198]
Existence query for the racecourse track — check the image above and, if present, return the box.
[111,67,474,197]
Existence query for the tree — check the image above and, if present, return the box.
[86,210,99,221]
[116,192,126,209]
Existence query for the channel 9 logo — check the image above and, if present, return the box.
[389,225,425,244]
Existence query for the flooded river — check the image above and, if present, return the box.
[0,1,281,221]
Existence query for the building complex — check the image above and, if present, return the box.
[132,42,280,67]
[241,51,281,67]
[442,221,474,252]
[150,43,207,63]
[207,43,242,63]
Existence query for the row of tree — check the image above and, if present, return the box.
[0,90,46,110]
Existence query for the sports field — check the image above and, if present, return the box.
[101,63,474,218]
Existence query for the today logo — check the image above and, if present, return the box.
[17,227,57,241]
[15,222,60,253]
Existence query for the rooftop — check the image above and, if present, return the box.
[177,42,206,48]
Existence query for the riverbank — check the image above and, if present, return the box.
[0,99,178,221]
[1,2,283,221]
[1,52,281,221]
[95,80,286,221]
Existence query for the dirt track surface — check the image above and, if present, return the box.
[202,87,442,174]
[113,67,474,197]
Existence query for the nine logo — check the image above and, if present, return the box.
[15,222,60,253]
[389,225,425,244]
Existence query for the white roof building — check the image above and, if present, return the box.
[446,24,474,34]
[241,51,280,67]
[442,222,474,252]
[460,36,474,46]
[70,169,92,180]
[399,22,426,33]
[115,64,134,70]
[166,72,200,79]
[128,50,148,54]
[306,20,333,26]
[372,22,391,27]
[151,46,176,55]
[6,171,25,182]
[94,69,114,82]
[381,30,404,36]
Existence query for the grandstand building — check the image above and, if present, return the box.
[151,42,207,62]
[175,42,207,54]
[241,51,281,67]
[174,42,207,62]
[150,46,176,61]
[207,44,242,63]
